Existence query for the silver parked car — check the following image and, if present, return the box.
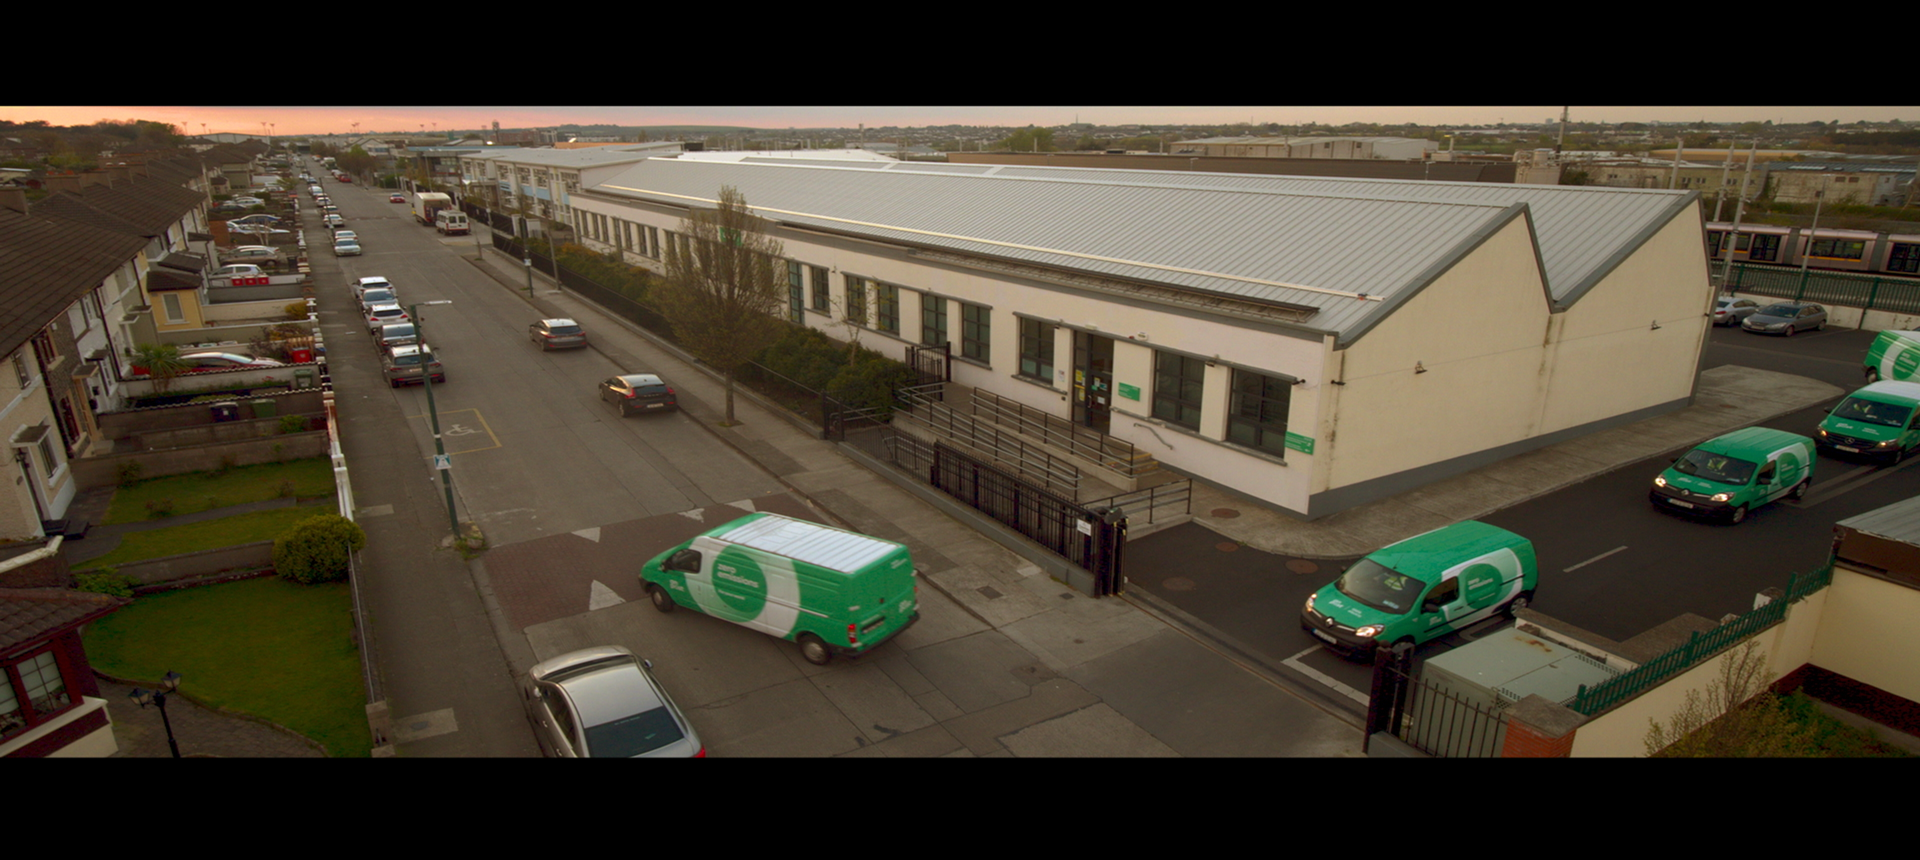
[1712,297,1762,326]
[380,344,444,388]
[522,646,703,758]
[1740,302,1827,337]
[529,318,588,350]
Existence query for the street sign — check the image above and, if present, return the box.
[433,454,451,471]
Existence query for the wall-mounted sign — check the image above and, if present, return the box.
[1117,382,1140,401]
[1284,432,1314,455]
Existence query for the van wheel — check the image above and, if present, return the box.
[1790,478,1809,500]
[1505,591,1534,617]
[1729,504,1748,524]
[797,634,833,666]
[1867,368,1882,383]
[647,584,674,613]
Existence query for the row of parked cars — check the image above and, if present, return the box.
[354,276,444,388]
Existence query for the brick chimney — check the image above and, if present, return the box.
[0,186,26,214]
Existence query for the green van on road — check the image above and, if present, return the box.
[1862,330,1920,383]
[1816,380,1920,463]
[1300,521,1537,659]
[640,513,919,666]
[1649,427,1815,523]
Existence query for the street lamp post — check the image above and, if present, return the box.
[129,671,184,758]
[410,301,460,536]
[524,258,534,298]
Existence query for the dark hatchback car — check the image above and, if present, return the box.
[601,374,676,416]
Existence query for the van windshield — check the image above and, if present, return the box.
[1671,450,1757,485]
[1333,559,1423,615]
[1832,396,1912,428]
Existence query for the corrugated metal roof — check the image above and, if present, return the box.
[1836,494,1920,546]
[589,159,1696,340]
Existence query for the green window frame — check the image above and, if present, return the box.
[787,261,804,323]
[845,276,868,325]
[1153,350,1205,431]
[1227,369,1292,456]
[811,266,830,312]
[922,294,948,348]
[1018,318,1054,382]
[876,283,899,334]
[960,302,990,362]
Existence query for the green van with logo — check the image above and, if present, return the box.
[1816,380,1920,463]
[1862,330,1920,383]
[1300,521,1536,659]
[641,513,919,666]
[1649,427,1815,523]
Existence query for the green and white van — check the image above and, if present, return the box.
[1300,521,1536,659]
[1816,380,1920,463]
[1649,427,1815,523]
[1862,330,1920,383]
[641,513,919,665]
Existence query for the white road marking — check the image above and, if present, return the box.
[1282,646,1372,706]
[726,498,758,513]
[588,580,626,610]
[571,527,601,542]
[1564,546,1629,573]
[679,509,705,522]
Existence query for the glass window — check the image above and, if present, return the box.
[1152,350,1205,430]
[811,266,830,312]
[1019,318,1054,382]
[1333,559,1421,615]
[1227,369,1292,456]
[787,262,804,323]
[1,648,70,738]
[960,303,990,362]
[845,276,868,326]
[876,284,899,334]
[922,294,948,348]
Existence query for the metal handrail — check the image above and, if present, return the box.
[970,388,1155,477]
[895,390,1081,494]
[1080,479,1193,526]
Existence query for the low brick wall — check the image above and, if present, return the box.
[99,390,327,439]
[71,431,331,489]
[96,541,275,583]
[127,413,322,451]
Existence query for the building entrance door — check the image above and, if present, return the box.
[1072,331,1114,434]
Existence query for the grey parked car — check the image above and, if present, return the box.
[1712,297,1762,326]
[1740,302,1827,337]
[522,646,703,758]
[379,344,444,387]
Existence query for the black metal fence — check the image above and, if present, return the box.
[885,434,1125,595]
[1727,264,1920,315]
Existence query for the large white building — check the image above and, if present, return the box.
[565,159,1710,519]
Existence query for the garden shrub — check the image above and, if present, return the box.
[117,461,144,488]
[145,498,175,518]
[74,570,138,598]
[273,514,367,585]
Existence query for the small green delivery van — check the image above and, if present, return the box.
[1862,329,1920,383]
[1816,380,1920,463]
[641,513,919,665]
[1649,427,1815,523]
[1300,521,1536,659]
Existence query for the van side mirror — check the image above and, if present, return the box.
[1422,601,1441,615]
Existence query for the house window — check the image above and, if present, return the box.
[845,276,868,325]
[922,294,948,348]
[1019,318,1055,382]
[1227,369,1292,456]
[161,293,185,324]
[1153,350,1205,431]
[1,648,72,740]
[787,262,804,323]
[811,266,830,312]
[647,227,660,259]
[12,353,29,388]
[876,283,899,334]
[960,302,990,362]
[31,331,58,367]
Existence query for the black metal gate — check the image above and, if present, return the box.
[1365,642,1509,757]
[905,343,951,394]
[928,441,1126,596]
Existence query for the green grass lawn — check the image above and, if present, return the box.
[82,576,372,757]
[78,504,332,571]
[107,458,337,525]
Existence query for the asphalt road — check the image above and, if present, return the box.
[1126,314,1920,717]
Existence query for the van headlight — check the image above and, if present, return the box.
[1304,593,1316,613]
[1877,439,1896,448]
[1355,624,1385,638]
[1653,475,1668,487]
[1710,492,1732,502]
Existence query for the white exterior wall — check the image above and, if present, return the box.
[1809,567,1920,707]
[1,346,67,539]
[1319,216,1551,490]
[1534,212,1709,433]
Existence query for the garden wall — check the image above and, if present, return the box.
[97,390,326,440]
[71,431,330,489]
[105,541,275,584]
